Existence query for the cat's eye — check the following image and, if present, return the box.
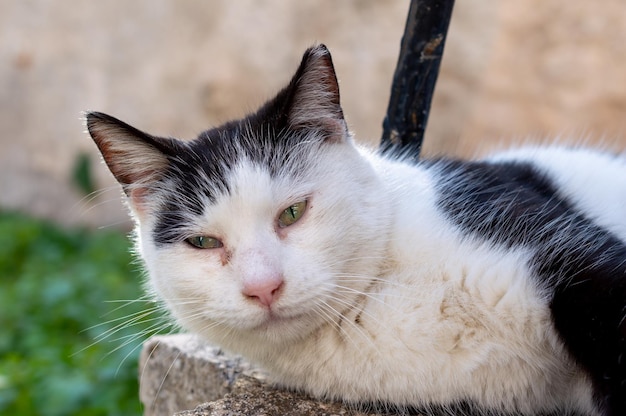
[278,200,307,228]
[185,236,223,249]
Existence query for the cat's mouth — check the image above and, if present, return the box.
[252,309,307,331]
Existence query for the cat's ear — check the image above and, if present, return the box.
[283,44,347,139]
[86,112,178,207]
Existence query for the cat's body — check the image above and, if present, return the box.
[87,45,626,415]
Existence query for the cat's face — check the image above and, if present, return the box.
[87,45,390,349]
[139,138,387,347]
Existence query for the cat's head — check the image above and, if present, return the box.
[87,45,390,352]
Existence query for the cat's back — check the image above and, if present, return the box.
[412,146,626,245]
[487,146,626,242]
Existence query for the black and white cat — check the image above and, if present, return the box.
[87,45,626,416]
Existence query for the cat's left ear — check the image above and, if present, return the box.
[283,44,348,140]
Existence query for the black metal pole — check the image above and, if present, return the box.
[380,0,455,159]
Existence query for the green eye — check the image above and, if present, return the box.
[278,200,307,228]
[186,236,223,249]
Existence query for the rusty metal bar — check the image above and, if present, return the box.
[380,0,455,159]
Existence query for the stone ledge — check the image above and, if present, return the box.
[175,376,385,416]
[138,334,388,416]
[139,334,265,416]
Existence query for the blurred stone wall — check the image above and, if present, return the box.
[1,0,625,228]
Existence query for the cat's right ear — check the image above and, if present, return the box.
[278,44,349,141]
[86,112,177,209]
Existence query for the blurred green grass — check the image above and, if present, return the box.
[0,211,168,416]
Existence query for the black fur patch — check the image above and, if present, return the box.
[432,158,626,415]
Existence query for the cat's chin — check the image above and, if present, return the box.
[232,308,320,344]
[185,307,315,348]
[259,310,306,328]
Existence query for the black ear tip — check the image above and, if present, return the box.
[312,43,329,53]
[299,44,337,79]
[305,44,331,59]
[85,111,108,129]
[85,112,101,135]
[85,112,131,136]
[85,111,113,124]
[84,111,127,142]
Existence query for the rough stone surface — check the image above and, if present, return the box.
[175,377,388,416]
[139,334,266,416]
[140,334,394,416]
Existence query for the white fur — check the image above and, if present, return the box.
[134,142,624,415]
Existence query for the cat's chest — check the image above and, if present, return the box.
[356,239,550,365]
[271,237,590,411]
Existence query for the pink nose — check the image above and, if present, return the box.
[242,276,284,307]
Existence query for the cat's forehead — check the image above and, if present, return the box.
[204,161,310,230]
[152,122,317,246]
[180,117,319,191]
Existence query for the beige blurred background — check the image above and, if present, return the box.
[1,0,625,229]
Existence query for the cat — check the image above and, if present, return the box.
[86,44,626,416]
